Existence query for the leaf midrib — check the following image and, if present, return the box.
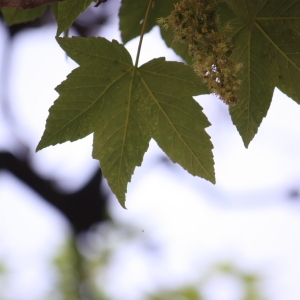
[139,69,201,95]
[38,66,134,149]
[115,68,136,195]
[139,71,214,183]
[255,20,300,73]
[59,0,77,20]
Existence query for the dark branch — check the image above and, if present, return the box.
[0,151,109,234]
[0,0,64,9]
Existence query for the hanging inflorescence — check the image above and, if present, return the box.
[158,0,241,105]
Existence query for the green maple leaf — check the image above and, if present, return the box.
[225,0,300,147]
[51,0,94,36]
[36,37,214,207]
[119,0,193,64]
[1,6,46,25]
[119,0,177,44]
[158,0,300,147]
[119,0,194,67]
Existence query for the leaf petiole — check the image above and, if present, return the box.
[134,0,155,68]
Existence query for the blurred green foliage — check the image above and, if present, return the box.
[47,221,267,300]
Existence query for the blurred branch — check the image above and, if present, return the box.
[0,151,109,234]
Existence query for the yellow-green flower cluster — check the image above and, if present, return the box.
[158,0,241,105]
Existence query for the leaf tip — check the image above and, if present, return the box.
[207,172,216,185]
[36,136,58,152]
[35,141,44,152]
[242,137,251,149]
[121,202,127,209]
[116,196,127,209]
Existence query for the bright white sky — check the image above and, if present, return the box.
[1,2,300,300]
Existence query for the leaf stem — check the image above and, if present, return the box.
[134,0,155,68]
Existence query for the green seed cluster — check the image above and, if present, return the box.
[158,0,241,105]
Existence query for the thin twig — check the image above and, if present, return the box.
[134,0,155,68]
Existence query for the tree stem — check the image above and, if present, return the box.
[134,0,155,68]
